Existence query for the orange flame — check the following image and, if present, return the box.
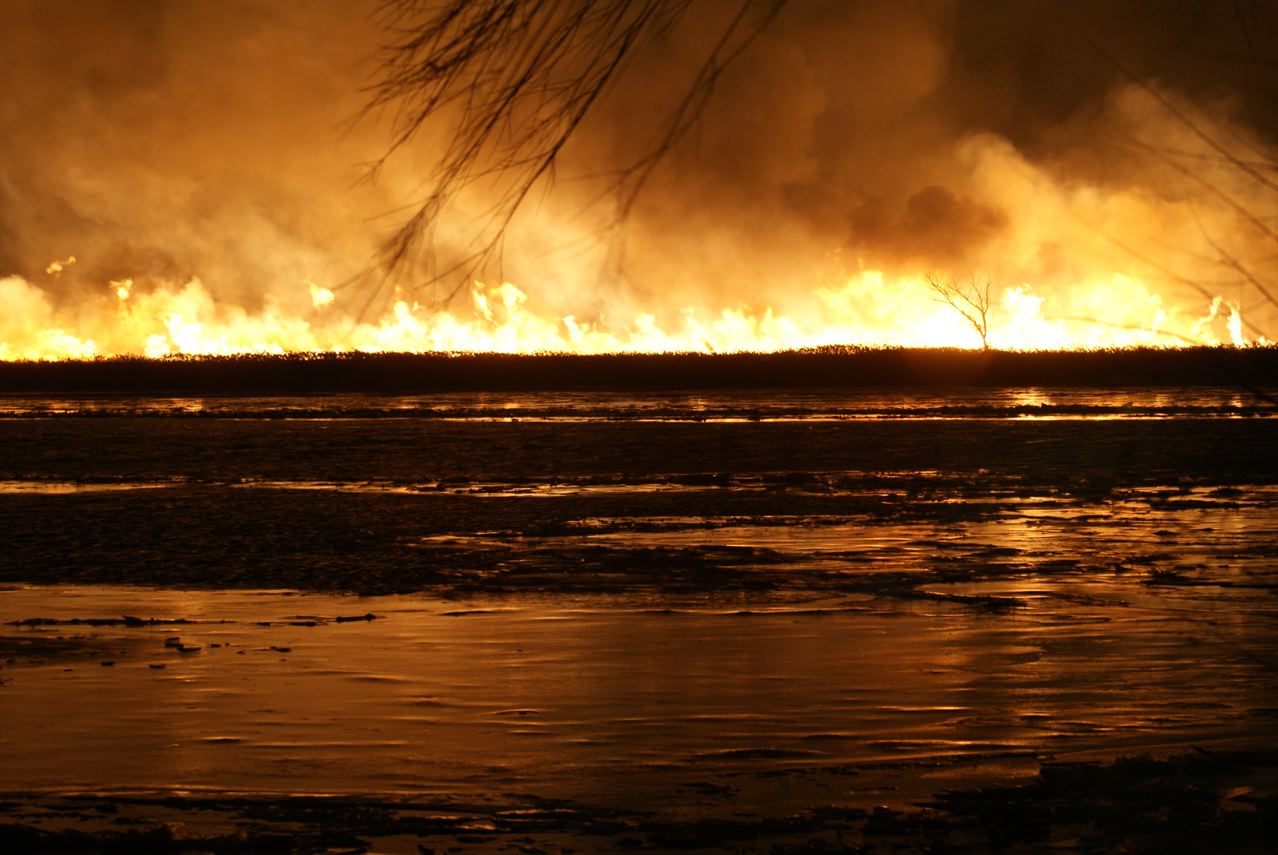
[45,256,76,277]
[5,82,1272,362]
[0,266,1259,362]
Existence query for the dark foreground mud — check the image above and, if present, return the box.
[2,346,1278,394]
[1,750,1275,853]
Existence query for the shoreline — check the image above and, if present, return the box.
[1,346,1276,394]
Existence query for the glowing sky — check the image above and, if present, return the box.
[1,0,1276,356]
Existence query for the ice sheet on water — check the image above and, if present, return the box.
[1,582,1276,814]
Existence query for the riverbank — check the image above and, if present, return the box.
[1,346,1276,394]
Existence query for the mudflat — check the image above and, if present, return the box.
[1,387,1275,852]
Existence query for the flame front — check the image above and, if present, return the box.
[0,266,1258,362]
[3,95,1270,361]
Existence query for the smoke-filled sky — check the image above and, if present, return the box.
[2,0,1277,355]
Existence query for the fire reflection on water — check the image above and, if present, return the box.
[1,491,1275,814]
[0,583,1272,811]
[0,391,1274,826]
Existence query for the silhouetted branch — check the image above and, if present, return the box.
[1190,208,1278,313]
[1092,44,1278,195]
[927,274,992,350]
[1128,137,1278,252]
[1093,33,1278,341]
[1058,316,1204,346]
[367,0,789,303]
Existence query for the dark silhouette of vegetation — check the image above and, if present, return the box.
[1,347,1275,395]
[927,274,993,350]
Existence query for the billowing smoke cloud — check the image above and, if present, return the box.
[1,0,1276,355]
[0,0,395,306]
[569,0,1278,331]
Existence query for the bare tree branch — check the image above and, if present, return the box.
[927,274,992,350]
[364,0,789,305]
[1192,210,1278,311]
[1091,44,1278,195]
[1058,316,1205,346]
[1092,32,1278,341]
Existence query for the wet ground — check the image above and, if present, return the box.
[0,387,1276,852]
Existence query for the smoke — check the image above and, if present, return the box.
[2,0,1276,352]
[571,0,1278,330]
[0,0,396,308]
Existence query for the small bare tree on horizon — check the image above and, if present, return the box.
[927,274,993,350]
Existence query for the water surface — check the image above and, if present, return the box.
[0,386,1275,847]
